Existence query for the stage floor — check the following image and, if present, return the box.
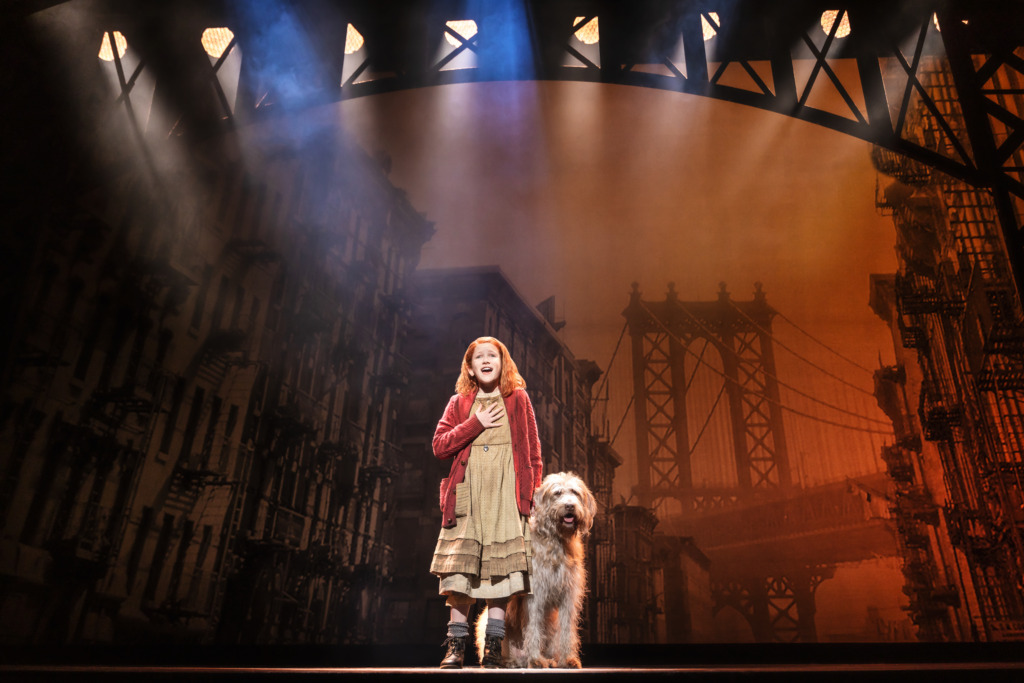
[3,643,1023,681]
[3,662,1024,682]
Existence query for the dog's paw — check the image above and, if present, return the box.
[528,657,557,669]
[564,656,582,669]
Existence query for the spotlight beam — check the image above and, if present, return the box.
[24,0,1024,299]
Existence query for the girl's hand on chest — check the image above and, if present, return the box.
[476,401,505,428]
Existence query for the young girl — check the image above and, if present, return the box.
[429,337,542,669]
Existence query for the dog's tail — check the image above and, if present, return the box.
[474,608,487,664]
[474,599,524,668]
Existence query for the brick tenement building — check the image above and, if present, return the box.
[871,55,1024,641]
[0,129,433,645]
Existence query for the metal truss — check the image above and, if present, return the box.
[712,569,831,642]
[726,319,790,490]
[326,0,1024,217]
[48,2,1020,188]
[629,328,688,507]
[25,1,1024,292]
[624,283,791,510]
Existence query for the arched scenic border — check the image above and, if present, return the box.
[324,4,1018,198]
[73,1,1024,292]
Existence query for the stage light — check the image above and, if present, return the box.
[202,28,235,59]
[97,31,127,61]
[929,14,970,32]
[344,24,364,55]
[444,20,478,47]
[573,16,599,45]
[820,10,851,38]
[701,12,720,41]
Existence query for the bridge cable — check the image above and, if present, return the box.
[689,383,728,453]
[606,335,711,451]
[609,394,634,449]
[642,301,890,425]
[772,309,876,375]
[680,339,722,454]
[725,300,876,397]
[685,339,713,393]
[643,301,892,423]
[636,301,894,434]
[591,320,628,407]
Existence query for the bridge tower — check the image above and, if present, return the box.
[625,281,792,511]
[624,282,830,643]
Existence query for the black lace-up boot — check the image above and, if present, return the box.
[440,635,467,669]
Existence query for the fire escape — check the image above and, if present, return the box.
[876,88,1024,637]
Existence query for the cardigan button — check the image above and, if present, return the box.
[483,445,489,452]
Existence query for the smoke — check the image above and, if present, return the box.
[228,0,324,108]
[475,0,537,81]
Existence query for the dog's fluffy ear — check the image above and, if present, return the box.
[532,480,548,508]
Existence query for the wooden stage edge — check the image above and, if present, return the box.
[3,662,1024,681]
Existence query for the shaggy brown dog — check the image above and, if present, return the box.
[477,472,596,668]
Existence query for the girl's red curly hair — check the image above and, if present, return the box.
[455,337,526,397]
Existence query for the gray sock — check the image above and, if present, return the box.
[447,620,470,639]
[485,618,505,639]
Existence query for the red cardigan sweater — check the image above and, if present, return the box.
[433,388,542,529]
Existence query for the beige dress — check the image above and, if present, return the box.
[430,393,532,605]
